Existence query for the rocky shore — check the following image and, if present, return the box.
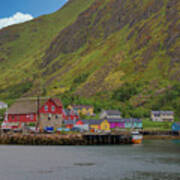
[0,134,85,145]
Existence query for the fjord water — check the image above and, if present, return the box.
[0,140,180,180]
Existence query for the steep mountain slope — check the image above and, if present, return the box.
[0,0,94,97]
[0,0,180,117]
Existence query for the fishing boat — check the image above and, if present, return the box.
[131,131,143,144]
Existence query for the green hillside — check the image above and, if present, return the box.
[0,0,180,118]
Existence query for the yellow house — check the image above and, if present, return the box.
[81,107,87,115]
[87,119,110,132]
[68,105,94,116]
[100,120,110,131]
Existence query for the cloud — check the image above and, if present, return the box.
[0,12,33,30]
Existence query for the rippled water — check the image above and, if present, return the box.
[0,140,180,180]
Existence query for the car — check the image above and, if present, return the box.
[57,128,70,132]
[44,127,54,133]
[71,127,82,132]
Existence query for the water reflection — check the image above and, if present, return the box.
[0,140,179,180]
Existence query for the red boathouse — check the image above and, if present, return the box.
[6,98,63,129]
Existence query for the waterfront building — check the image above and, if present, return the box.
[107,118,125,129]
[151,111,174,122]
[129,118,143,129]
[79,118,142,131]
[105,118,142,129]
[64,120,76,129]
[5,98,63,130]
[62,109,79,121]
[80,119,110,132]
[172,122,180,132]
[0,101,8,109]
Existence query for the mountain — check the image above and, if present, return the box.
[0,0,180,118]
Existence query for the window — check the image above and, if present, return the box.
[30,114,34,120]
[48,114,52,121]
[154,114,160,117]
[44,105,48,111]
[51,105,55,112]
[55,115,59,119]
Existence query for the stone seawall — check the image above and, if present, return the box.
[0,134,132,145]
[0,134,85,145]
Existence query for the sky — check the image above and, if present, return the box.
[0,0,68,29]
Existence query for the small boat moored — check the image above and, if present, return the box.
[131,131,143,144]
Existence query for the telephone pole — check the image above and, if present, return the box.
[36,96,40,131]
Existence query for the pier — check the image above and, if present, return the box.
[83,134,132,145]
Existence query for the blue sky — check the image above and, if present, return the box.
[0,0,68,18]
[0,0,68,29]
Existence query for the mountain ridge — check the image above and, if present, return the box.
[0,0,180,118]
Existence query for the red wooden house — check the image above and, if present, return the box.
[62,109,79,121]
[5,98,63,129]
[76,120,84,125]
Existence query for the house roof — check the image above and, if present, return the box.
[0,101,7,106]
[53,98,63,107]
[103,110,121,116]
[63,109,79,116]
[7,97,62,115]
[82,119,103,125]
[152,111,174,115]
[104,118,142,123]
[173,122,180,126]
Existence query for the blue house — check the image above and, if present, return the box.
[124,118,143,129]
[172,122,180,132]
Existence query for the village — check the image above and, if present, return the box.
[0,97,179,136]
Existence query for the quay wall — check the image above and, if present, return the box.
[0,134,132,145]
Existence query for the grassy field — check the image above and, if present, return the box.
[142,118,173,131]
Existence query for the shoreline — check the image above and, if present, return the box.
[143,135,180,140]
[0,133,132,145]
[0,133,179,145]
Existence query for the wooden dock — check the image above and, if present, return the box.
[83,134,132,145]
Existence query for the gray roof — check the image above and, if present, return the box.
[82,119,103,125]
[105,118,142,123]
[64,120,76,125]
[7,97,62,114]
[152,111,174,115]
[103,110,121,116]
[0,101,7,106]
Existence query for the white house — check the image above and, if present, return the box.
[151,111,174,122]
[100,110,122,119]
[0,101,8,109]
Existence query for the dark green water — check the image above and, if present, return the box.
[0,140,180,180]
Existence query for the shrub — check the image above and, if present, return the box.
[112,82,139,102]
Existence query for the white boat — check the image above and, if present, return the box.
[131,131,143,144]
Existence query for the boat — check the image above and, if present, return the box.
[131,131,143,144]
